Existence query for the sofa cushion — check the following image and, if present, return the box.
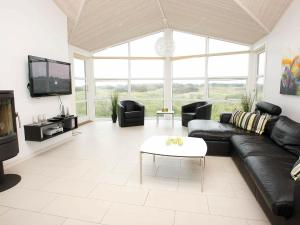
[188,120,251,141]
[271,116,300,156]
[124,111,143,119]
[231,135,298,161]
[245,156,296,218]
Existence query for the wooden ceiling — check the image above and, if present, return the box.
[53,0,292,51]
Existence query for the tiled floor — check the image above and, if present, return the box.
[1,120,270,225]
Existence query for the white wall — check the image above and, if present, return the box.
[258,0,300,122]
[0,0,74,165]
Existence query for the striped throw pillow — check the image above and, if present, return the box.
[291,158,300,181]
[230,110,242,124]
[230,110,269,135]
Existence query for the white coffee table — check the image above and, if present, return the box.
[140,135,207,191]
[156,110,175,127]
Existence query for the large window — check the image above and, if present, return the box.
[172,57,206,115]
[173,80,205,114]
[93,32,164,117]
[172,34,249,119]
[131,59,164,116]
[207,38,249,119]
[74,58,88,117]
[256,51,266,101]
[131,80,163,116]
[93,30,250,119]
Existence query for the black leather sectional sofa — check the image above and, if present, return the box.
[188,102,300,225]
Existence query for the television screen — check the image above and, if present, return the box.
[48,61,72,94]
[28,55,72,97]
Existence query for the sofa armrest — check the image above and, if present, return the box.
[117,103,125,126]
[220,112,232,124]
[139,104,145,116]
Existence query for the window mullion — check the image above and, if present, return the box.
[128,42,132,97]
[204,37,209,100]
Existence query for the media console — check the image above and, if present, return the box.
[24,116,78,142]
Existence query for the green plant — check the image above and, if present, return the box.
[241,92,254,112]
[111,91,119,116]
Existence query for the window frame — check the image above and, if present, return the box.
[74,57,89,118]
[255,50,266,101]
[91,30,251,119]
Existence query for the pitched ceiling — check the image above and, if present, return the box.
[53,0,292,52]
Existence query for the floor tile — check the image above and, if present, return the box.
[156,165,180,179]
[0,188,57,211]
[63,218,101,225]
[97,172,130,185]
[247,220,271,225]
[42,178,97,197]
[89,184,148,205]
[231,182,256,199]
[16,173,56,190]
[102,203,174,225]
[1,120,268,224]
[146,189,209,213]
[42,195,110,223]
[0,206,9,215]
[126,174,178,191]
[175,211,248,225]
[156,157,181,168]
[207,196,268,220]
[0,209,65,225]
[178,177,235,197]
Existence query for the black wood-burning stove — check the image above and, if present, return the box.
[0,90,21,192]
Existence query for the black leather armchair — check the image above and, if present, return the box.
[118,100,145,127]
[181,101,212,126]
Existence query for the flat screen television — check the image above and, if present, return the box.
[28,55,72,97]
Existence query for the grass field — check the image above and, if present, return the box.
[75,82,244,120]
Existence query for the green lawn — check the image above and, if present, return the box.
[75,83,244,120]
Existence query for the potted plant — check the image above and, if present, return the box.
[111,91,119,123]
[241,92,254,112]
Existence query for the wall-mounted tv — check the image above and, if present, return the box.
[28,55,72,97]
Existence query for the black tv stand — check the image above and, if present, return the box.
[24,116,78,142]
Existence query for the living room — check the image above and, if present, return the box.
[0,0,300,225]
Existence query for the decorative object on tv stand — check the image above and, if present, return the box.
[0,90,22,192]
[111,91,119,123]
[241,92,254,112]
[281,50,300,96]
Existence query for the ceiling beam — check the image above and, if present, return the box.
[69,0,87,39]
[156,0,169,28]
[233,0,270,33]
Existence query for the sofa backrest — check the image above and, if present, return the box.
[271,116,300,156]
[255,102,282,136]
[255,101,282,116]
[120,100,138,111]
